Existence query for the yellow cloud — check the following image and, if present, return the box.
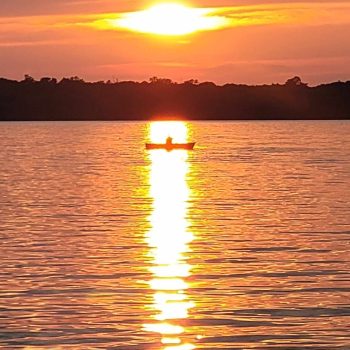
[91,3,230,36]
[85,2,350,36]
[1,2,350,39]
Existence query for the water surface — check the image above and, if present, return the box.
[1,121,349,349]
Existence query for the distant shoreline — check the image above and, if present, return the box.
[1,76,349,121]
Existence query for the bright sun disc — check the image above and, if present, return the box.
[109,3,228,36]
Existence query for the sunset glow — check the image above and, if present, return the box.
[1,1,350,84]
[106,3,229,36]
[1,0,349,342]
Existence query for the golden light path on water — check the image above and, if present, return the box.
[143,122,195,350]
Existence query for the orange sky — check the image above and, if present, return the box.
[1,0,350,85]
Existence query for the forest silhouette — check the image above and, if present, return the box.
[0,76,349,120]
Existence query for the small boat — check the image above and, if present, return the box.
[146,142,195,151]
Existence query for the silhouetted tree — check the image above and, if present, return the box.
[59,76,85,85]
[40,77,57,84]
[285,76,308,87]
[0,76,349,121]
[149,77,173,85]
[198,82,216,87]
[22,74,35,83]
[184,79,199,85]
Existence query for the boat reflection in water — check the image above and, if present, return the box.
[143,122,196,350]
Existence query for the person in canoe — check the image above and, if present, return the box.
[166,136,173,145]
[145,137,195,150]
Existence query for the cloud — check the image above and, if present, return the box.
[1,2,350,39]
[85,2,350,36]
[1,1,350,17]
[1,1,349,84]
[200,56,350,84]
[0,0,135,17]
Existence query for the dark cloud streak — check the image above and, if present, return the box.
[0,0,137,17]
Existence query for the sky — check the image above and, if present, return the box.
[1,0,350,85]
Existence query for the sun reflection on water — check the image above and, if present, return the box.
[143,121,195,350]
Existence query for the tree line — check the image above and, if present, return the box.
[0,75,349,120]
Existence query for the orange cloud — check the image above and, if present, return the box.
[86,2,350,35]
[1,2,350,84]
[2,2,350,35]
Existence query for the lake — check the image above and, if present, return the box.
[0,121,349,350]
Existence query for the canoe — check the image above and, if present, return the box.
[145,142,195,151]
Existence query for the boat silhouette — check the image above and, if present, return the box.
[146,142,195,150]
[146,137,195,151]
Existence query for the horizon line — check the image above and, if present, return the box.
[1,75,350,88]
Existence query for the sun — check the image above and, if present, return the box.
[107,2,229,36]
